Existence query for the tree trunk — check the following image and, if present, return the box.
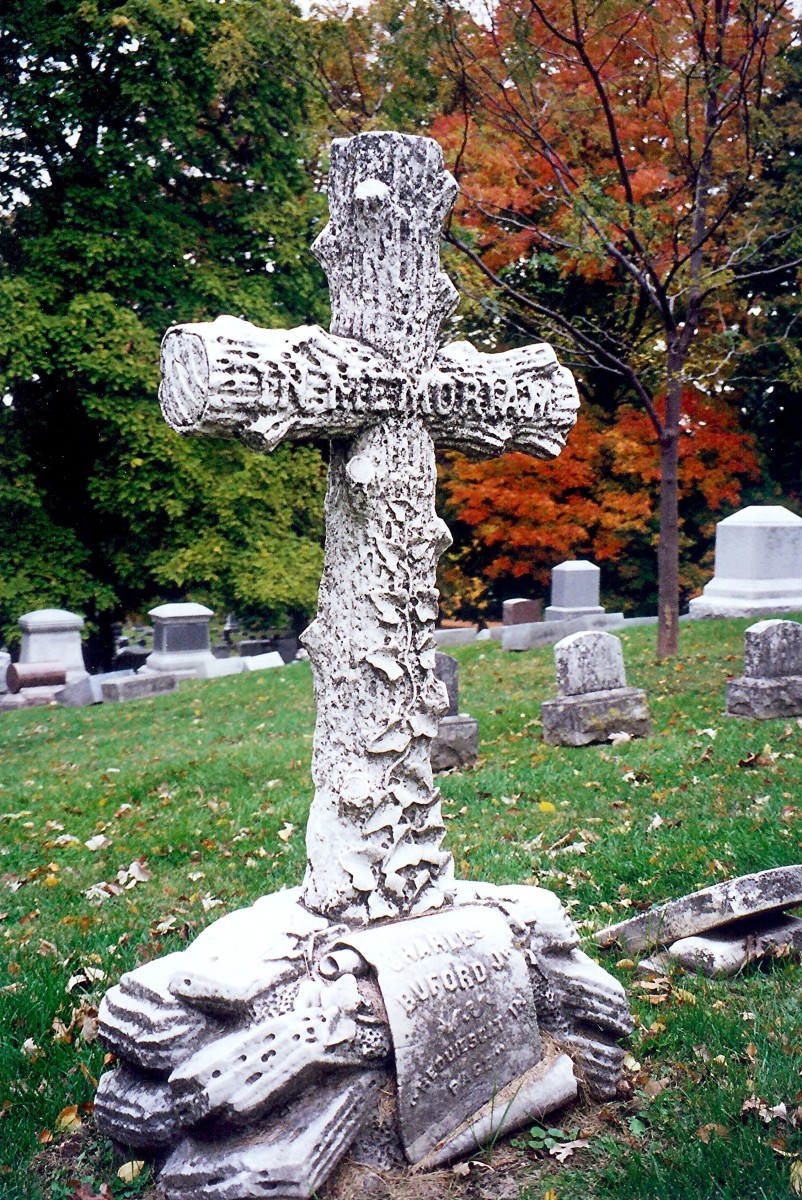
[656,365,682,659]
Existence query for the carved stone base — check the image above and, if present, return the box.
[430,715,479,772]
[541,687,651,746]
[96,883,631,1199]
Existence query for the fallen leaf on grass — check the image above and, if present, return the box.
[277,822,295,842]
[55,1104,82,1133]
[549,1137,589,1162]
[697,1123,728,1143]
[117,1161,145,1183]
[741,1095,788,1123]
[623,1053,641,1072]
[84,835,111,852]
[452,1162,470,1177]
[37,1129,53,1144]
[791,1160,802,1195]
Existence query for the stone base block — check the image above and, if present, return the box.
[541,687,651,746]
[0,686,61,710]
[667,914,802,978]
[430,714,479,772]
[196,657,246,679]
[544,605,604,622]
[242,652,284,672]
[101,674,179,703]
[726,675,802,719]
[689,595,802,619]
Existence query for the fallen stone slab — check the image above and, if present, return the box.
[57,670,136,708]
[597,866,802,953]
[100,673,179,703]
[666,913,802,977]
[542,688,651,746]
[433,626,478,647]
[0,685,61,710]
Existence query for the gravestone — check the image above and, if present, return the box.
[145,603,217,677]
[597,866,802,978]
[0,650,9,694]
[541,630,651,745]
[725,618,802,718]
[503,597,543,625]
[18,608,88,682]
[430,651,479,772]
[95,131,630,1198]
[688,505,802,618]
[545,559,617,622]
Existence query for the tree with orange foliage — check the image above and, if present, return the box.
[430,0,798,655]
[438,389,761,621]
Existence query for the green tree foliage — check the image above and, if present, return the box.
[0,0,329,650]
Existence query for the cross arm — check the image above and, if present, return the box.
[159,315,412,452]
[159,316,579,461]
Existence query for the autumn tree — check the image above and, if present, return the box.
[0,0,329,654]
[429,0,798,655]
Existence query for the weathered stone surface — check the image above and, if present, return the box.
[503,598,543,625]
[744,618,802,677]
[95,1064,182,1146]
[725,619,802,718]
[158,1072,381,1200]
[18,608,87,682]
[420,1048,577,1168]
[433,627,478,647]
[689,505,802,618]
[726,675,802,719]
[542,688,651,746]
[334,905,539,1163]
[430,714,479,772]
[667,914,802,977]
[56,670,136,707]
[0,685,60,709]
[596,866,802,953]
[0,649,9,694]
[554,630,627,696]
[7,661,66,692]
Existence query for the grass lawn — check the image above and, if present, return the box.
[2,617,802,1200]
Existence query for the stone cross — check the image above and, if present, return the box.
[160,131,578,925]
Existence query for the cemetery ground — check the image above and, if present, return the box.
[2,620,802,1200]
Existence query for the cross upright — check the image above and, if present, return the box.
[160,131,579,926]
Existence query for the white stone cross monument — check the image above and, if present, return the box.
[96,133,630,1199]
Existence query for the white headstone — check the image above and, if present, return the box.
[689,505,802,618]
[0,650,9,694]
[18,609,88,682]
[545,560,604,621]
[145,603,217,677]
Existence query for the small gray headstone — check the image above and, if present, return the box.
[726,619,802,718]
[744,619,802,677]
[434,652,458,716]
[431,654,478,771]
[0,650,9,695]
[542,631,650,746]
